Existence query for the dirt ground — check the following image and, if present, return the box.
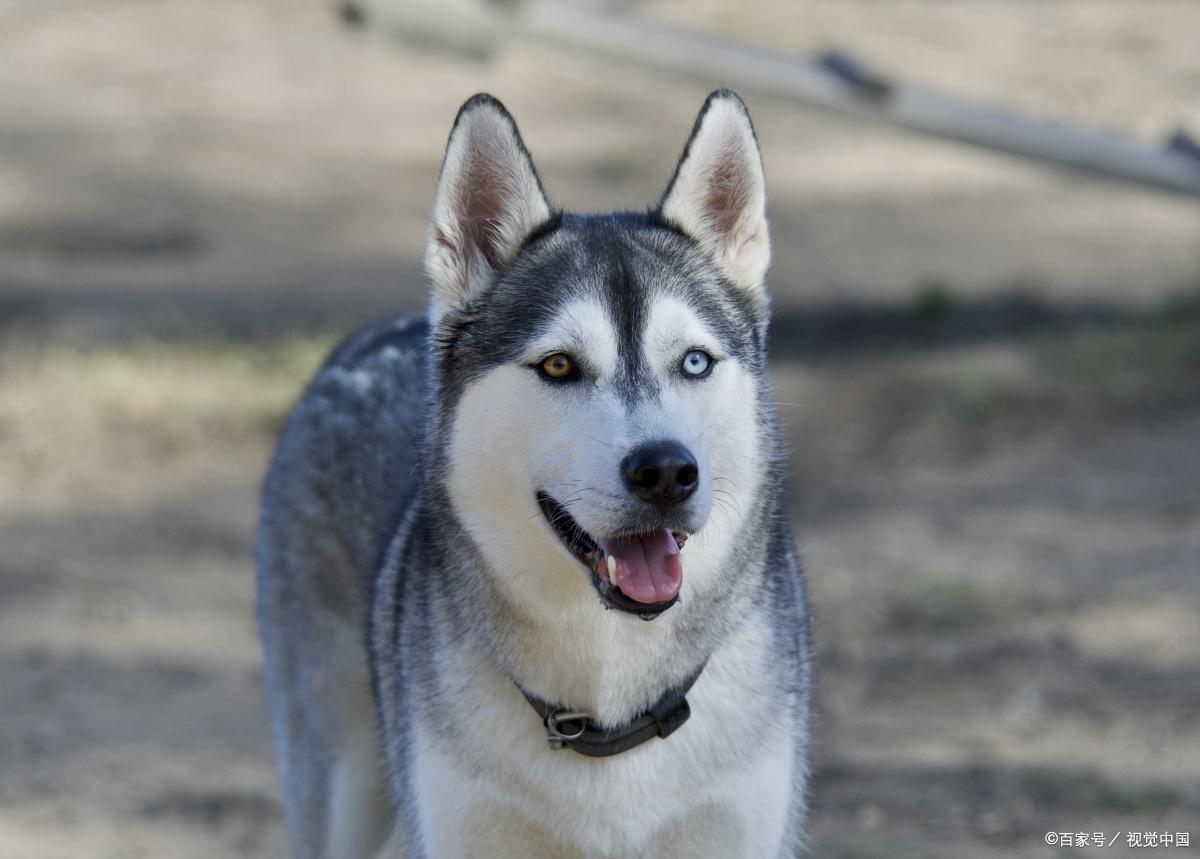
[2,2,1198,857]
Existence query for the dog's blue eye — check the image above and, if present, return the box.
[680,350,713,379]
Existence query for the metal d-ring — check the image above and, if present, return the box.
[544,709,590,749]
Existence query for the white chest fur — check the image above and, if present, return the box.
[405,618,801,859]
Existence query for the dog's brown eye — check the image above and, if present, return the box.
[540,353,577,381]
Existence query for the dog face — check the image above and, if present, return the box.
[428,92,773,621]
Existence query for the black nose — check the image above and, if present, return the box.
[621,441,700,505]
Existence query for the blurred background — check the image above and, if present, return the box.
[1,1,1198,857]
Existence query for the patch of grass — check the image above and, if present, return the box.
[890,288,1200,444]
[1049,296,1200,410]
[912,278,957,322]
[1018,767,1112,809]
[1095,782,1186,815]
[1017,767,1187,815]
[1160,285,1200,323]
[0,333,338,502]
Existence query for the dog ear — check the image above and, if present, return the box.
[425,94,552,321]
[658,90,770,297]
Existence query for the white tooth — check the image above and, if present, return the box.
[606,554,618,586]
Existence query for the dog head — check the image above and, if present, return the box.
[426,91,774,622]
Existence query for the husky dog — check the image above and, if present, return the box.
[257,89,811,859]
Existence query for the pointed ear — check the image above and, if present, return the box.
[425,94,552,320]
[658,90,770,296]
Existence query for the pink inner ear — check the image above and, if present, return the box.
[702,143,755,240]
[455,150,511,270]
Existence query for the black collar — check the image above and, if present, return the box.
[519,662,707,758]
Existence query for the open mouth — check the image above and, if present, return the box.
[536,492,688,620]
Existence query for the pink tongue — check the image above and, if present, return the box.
[599,530,682,605]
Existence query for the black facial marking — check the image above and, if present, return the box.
[600,227,656,407]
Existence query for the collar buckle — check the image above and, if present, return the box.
[544,709,590,750]
[522,659,707,757]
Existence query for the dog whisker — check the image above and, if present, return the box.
[711,487,742,515]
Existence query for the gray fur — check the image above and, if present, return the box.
[257,90,811,859]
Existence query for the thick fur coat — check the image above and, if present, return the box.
[257,90,812,859]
